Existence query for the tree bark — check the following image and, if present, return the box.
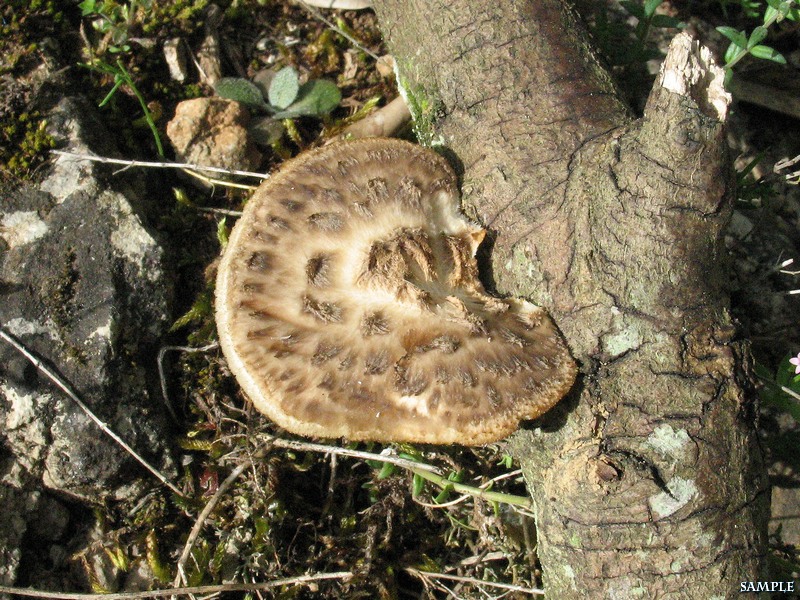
[372,0,769,596]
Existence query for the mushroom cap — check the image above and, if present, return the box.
[215,138,576,445]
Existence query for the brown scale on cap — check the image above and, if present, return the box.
[215,138,577,445]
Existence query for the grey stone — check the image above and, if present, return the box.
[0,96,176,586]
[163,37,189,83]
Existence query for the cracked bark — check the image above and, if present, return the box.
[373,0,768,596]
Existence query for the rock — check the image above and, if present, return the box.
[0,96,176,586]
[196,3,224,87]
[163,38,188,83]
[166,97,262,177]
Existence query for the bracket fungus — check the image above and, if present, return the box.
[215,138,576,445]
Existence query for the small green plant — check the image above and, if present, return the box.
[1,112,56,178]
[717,0,766,19]
[82,58,164,156]
[145,529,172,583]
[621,0,684,48]
[757,351,800,423]
[170,289,213,332]
[362,445,533,509]
[716,0,799,80]
[734,153,778,207]
[214,66,341,120]
[78,0,153,53]
[593,0,684,66]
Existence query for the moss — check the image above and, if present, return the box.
[0,111,56,179]
[393,57,445,147]
[140,0,210,36]
[179,83,204,99]
[306,28,340,74]
[38,247,90,363]
[0,1,65,74]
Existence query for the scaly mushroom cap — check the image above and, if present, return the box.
[216,138,576,445]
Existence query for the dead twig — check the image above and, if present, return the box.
[173,446,268,589]
[192,206,243,216]
[0,572,352,600]
[405,568,544,596]
[261,435,444,475]
[157,343,219,422]
[51,150,269,180]
[775,258,799,295]
[335,96,411,140]
[775,154,800,185]
[298,0,373,9]
[730,76,800,123]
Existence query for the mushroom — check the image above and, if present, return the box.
[215,138,576,445]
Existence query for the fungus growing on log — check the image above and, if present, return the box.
[215,138,576,444]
